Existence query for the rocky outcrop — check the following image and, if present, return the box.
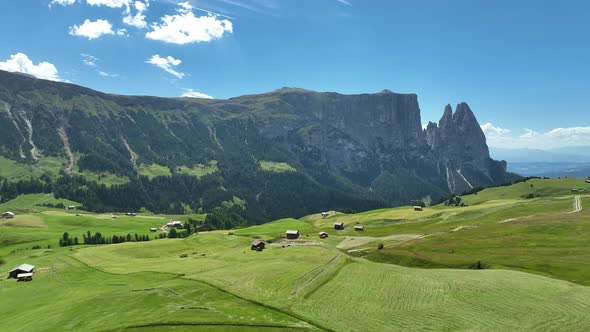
[425,102,508,192]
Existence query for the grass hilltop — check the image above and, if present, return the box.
[1,177,590,331]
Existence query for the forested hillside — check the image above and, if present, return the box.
[0,70,517,222]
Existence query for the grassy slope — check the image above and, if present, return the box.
[138,163,172,179]
[0,251,308,332]
[0,156,129,186]
[259,161,297,173]
[2,178,590,331]
[0,194,167,256]
[293,260,590,331]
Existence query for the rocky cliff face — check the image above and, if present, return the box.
[0,70,515,218]
[425,103,508,193]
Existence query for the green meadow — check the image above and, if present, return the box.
[1,178,590,331]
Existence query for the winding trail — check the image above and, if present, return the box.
[571,195,582,213]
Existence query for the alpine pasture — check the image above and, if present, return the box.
[1,178,590,331]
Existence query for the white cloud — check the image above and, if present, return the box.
[146,54,185,79]
[422,123,428,130]
[482,122,590,149]
[116,28,128,36]
[146,2,233,45]
[481,122,511,136]
[86,0,130,9]
[69,19,117,39]
[0,53,61,81]
[123,1,149,28]
[50,0,77,6]
[181,88,214,99]
[81,53,98,66]
[98,70,119,77]
[336,0,351,5]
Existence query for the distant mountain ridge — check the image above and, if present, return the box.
[0,70,516,220]
[490,147,590,163]
[490,146,590,178]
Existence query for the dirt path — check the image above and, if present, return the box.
[571,195,582,213]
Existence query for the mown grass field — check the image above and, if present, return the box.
[1,178,590,331]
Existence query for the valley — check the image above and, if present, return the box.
[1,177,590,331]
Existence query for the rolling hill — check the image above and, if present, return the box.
[1,177,590,331]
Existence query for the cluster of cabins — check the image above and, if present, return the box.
[281,206,424,242]
[283,221,365,241]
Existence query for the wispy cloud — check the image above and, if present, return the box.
[98,70,119,77]
[81,53,98,66]
[336,0,351,5]
[49,0,76,6]
[181,88,214,99]
[146,54,185,79]
[482,122,590,149]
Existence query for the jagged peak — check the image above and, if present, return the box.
[453,102,479,126]
[439,104,453,127]
[454,102,473,116]
[425,121,438,131]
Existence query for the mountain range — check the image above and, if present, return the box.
[0,70,516,221]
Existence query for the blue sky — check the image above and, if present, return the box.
[0,0,589,149]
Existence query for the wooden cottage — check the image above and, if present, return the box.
[286,230,300,239]
[319,232,328,239]
[8,263,34,279]
[354,225,364,231]
[16,273,33,282]
[251,240,266,251]
[166,221,183,228]
[2,211,15,219]
[334,222,344,230]
[413,206,423,211]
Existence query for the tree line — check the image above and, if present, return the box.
[59,231,151,247]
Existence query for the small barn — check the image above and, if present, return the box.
[286,230,300,239]
[251,240,266,251]
[166,221,183,228]
[354,225,364,231]
[150,227,158,232]
[17,273,33,282]
[125,212,137,216]
[8,263,35,279]
[2,211,15,219]
[571,189,579,193]
[321,212,329,218]
[319,231,328,239]
[413,206,423,211]
[66,206,76,210]
[585,180,590,184]
[334,222,344,230]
